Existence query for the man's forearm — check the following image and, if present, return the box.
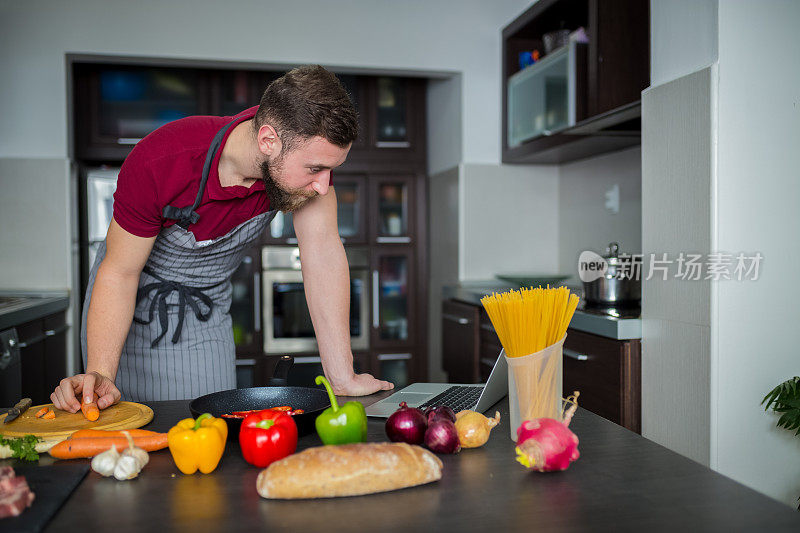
[85,264,140,381]
[299,238,354,387]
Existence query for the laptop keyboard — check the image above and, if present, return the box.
[419,386,483,412]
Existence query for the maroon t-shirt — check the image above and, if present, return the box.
[113,106,268,241]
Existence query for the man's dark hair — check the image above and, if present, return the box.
[253,65,358,151]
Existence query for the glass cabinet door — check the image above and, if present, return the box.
[94,66,204,145]
[212,71,261,117]
[230,250,261,355]
[264,175,366,244]
[335,175,366,243]
[370,175,414,244]
[337,75,368,149]
[374,77,410,147]
[375,353,412,389]
[371,248,415,346]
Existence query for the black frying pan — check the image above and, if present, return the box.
[189,356,330,439]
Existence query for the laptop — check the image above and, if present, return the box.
[365,351,508,417]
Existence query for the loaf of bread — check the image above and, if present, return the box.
[256,442,443,499]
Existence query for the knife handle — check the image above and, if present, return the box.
[13,398,32,411]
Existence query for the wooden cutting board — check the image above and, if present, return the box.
[0,401,153,439]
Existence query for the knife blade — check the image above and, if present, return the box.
[3,397,33,424]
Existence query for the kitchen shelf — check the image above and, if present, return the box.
[501,0,649,164]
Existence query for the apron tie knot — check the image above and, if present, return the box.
[133,267,223,348]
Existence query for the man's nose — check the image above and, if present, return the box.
[311,172,330,196]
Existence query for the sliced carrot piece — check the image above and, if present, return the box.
[35,407,49,418]
[81,393,100,422]
[42,410,56,419]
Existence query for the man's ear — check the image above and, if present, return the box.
[257,124,281,156]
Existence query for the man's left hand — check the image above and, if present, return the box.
[332,373,394,396]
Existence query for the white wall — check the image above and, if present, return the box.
[428,167,461,382]
[0,159,75,291]
[641,66,715,465]
[713,0,800,506]
[558,147,642,282]
[645,0,800,507]
[459,163,559,280]
[0,0,531,174]
[650,0,718,87]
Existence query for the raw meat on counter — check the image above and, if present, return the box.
[0,466,35,518]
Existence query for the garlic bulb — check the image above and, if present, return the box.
[113,455,142,480]
[91,431,150,481]
[91,445,120,477]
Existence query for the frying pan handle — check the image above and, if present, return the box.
[267,355,293,386]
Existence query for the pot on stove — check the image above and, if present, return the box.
[582,242,641,306]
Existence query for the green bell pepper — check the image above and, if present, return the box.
[314,375,368,445]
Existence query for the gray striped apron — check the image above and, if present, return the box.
[81,119,275,401]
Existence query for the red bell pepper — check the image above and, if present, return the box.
[239,409,298,468]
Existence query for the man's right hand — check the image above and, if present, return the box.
[51,372,121,413]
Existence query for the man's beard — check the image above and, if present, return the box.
[260,157,317,213]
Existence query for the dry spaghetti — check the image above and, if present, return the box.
[480,286,579,357]
[481,286,579,425]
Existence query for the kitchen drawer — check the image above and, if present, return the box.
[563,328,641,433]
[442,300,480,383]
[17,312,69,404]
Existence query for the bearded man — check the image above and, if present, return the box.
[52,65,393,414]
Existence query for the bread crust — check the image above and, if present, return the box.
[256,442,443,499]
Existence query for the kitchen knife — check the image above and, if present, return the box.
[3,397,33,424]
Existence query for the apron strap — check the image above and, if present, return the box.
[162,118,241,229]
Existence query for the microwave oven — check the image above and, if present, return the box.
[507,41,587,147]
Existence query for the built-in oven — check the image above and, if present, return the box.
[261,246,369,355]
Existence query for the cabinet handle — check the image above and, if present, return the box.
[377,353,411,361]
[376,236,411,244]
[442,313,471,326]
[16,324,69,348]
[253,271,261,333]
[375,141,411,148]
[564,348,589,361]
[294,356,322,364]
[372,270,380,329]
[117,138,141,145]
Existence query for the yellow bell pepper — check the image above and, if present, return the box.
[168,413,227,474]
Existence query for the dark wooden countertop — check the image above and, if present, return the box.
[14,392,800,532]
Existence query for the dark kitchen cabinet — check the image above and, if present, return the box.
[15,312,69,405]
[562,328,641,433]
[501,0,649,164]
[73,63,212,162]
[441,300,480,383]
[442,298,641,433]
[230,247,263,357]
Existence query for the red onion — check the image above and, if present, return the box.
[385,402,427,445]
[424,419,461,454]
[424,405,456,424]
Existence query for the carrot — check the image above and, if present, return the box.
[81,393,100,422]
[42,410,56,419]
[49,434,169,459]
[35,407,49,418]
[69,428,161,439]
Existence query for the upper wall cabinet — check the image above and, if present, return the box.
[502,0,649,164]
